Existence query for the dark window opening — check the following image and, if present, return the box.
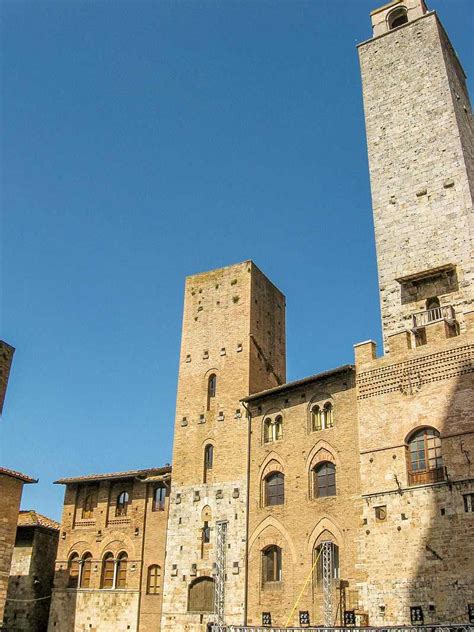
[262,545,282,583]
[265,472,284,506]
[314,462,336,498]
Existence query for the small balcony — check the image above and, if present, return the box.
[412,304,455,328]
[408,467,446,486]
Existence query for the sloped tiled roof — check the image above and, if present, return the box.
[241,364,355,403]
[18,510,60,531]
[54,465,172,485]
[0,467,38,483]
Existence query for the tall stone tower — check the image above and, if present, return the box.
[161,260,285,631]
[359,0,473,351]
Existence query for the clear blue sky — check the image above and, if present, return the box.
[1,0,472,521]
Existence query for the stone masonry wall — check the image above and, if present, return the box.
[354,319,474,623]
[0,475,23,625]
[358,11,474,349]
[0,341,15,416]
[246,368,364,627]
[4,526,59,632]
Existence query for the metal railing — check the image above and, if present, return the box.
[209,627,473,632]
[209,626,473,632]
[412,305,455,328]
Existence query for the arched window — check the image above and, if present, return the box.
[116,552,128,588]
[116,491,129,517]
[80,553,92,588]
[101,553,115,589]
[263,416,283,443]
[82,494,94,519]
[314,542,339,585]
[262,545,282,583]
[188,576,215,612]
[407,427,444,485]
[311,402,334,431]
[68,553,80,588]
[207,374,217,410]
[264,472,284,506]
[153,485,166,511]
[147,565,161,595]
[388,6,408,29]
[203,444,214,483]
[314,462,336,498]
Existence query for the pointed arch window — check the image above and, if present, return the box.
[407,427,444,485]
[314,462,336,498]
[314,542,339,585]
[203,444,214,482]
[262,545,282,583]
[116,552,128,588]
[80,553,92,588]
[68,553,80,588]
[263,416,283,443]
[264,472,284,506]
[207,374,217,410]
[101,553,115,589]
[116,491,129,517]
[147,565,161,594]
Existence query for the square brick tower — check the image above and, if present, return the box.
[161,260,285,631]
[359,0,473,352]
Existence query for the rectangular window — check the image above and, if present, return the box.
[153,486,167,511]
[463,493,474,513]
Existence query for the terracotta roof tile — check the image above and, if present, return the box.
[54,465,172,485]
[0,467,38,484]
[18,510,60,531]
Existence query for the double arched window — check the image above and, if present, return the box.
[116,491,129,517]
[100,551,128,589]
[263,416,283,443]
[67,552,92,588]
[203,444,214,483]
[147,565,161,594]
[264,472,284,506]
[188,576,215,612]
[262,545,282,583]
[407,427,444,485]
[313,462,336,498]
[387,6,408,29]
[311,402,333,431]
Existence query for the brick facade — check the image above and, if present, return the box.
[0,341,14,416]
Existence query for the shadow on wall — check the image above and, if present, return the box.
[407,370,474,624]
[46,569,77,631]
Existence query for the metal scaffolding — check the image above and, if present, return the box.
[214,520,228,625]
[321,540,333,626]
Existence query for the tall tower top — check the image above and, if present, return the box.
[370,0,428,37]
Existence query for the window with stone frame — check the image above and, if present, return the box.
[80,553,92,588]
[116,491,129,517]
[147,565,161,594]
[262,545,282,583]
[116,552,128,588]
[407,427,444,485]
[68,553,80,588]
[263,415,283,443]
[311,402,334,431]
[463,493,474,513]
[152,484,167,511]
[203,444,214,483]
[101,553,115,589]
[207,374,217,410]
[264,472,284,506]
[387,6,408,29]
[313,461,336,498]
[82,493,95,519]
